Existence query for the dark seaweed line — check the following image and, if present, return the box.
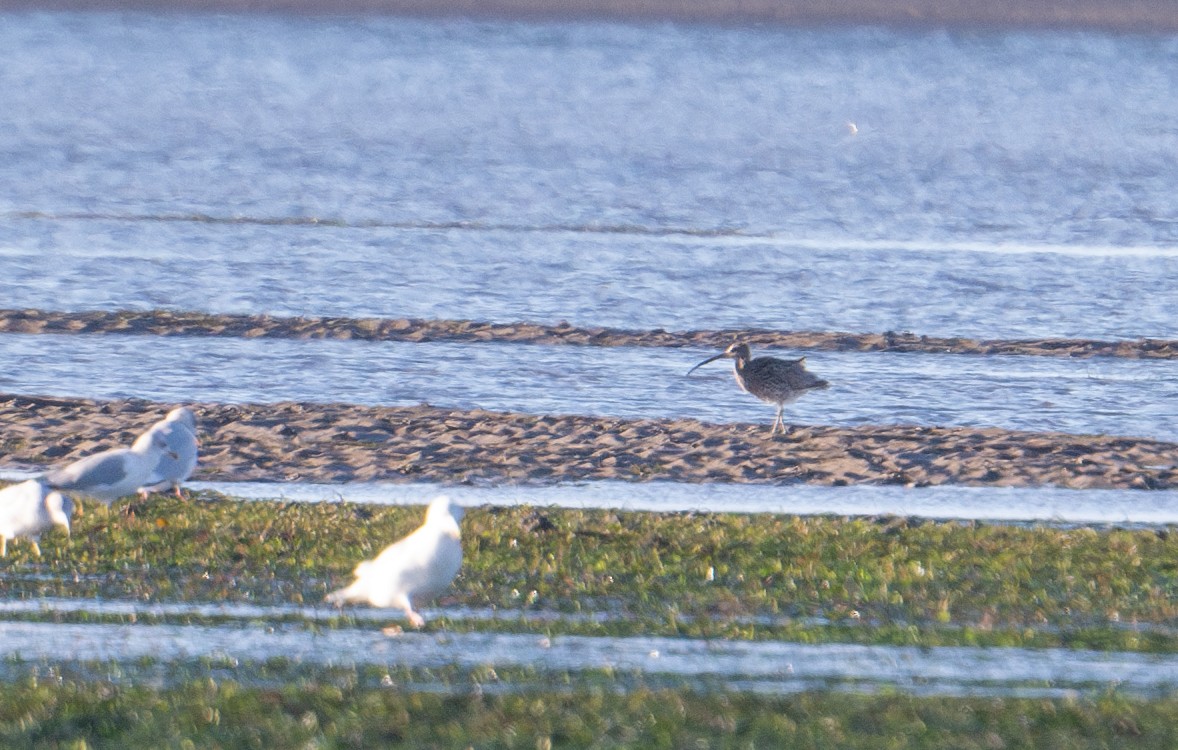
[0,308,1175,360]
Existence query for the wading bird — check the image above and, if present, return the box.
[326,495,464,632]
[687,342,829,435]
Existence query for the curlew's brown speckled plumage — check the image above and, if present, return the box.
[687,342,829,435]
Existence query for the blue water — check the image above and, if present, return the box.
[0,14,1174,442]
[2,334,1176,440]
[173,481,1178,526]
[3,467,1177,524]
[2,14,1178,338]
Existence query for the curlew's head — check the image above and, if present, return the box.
[686,342,752,375]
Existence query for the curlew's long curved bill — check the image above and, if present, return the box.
[686,351,728,376]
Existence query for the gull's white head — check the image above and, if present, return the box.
[167,406,198,433]
[134,425,179,458]
[426,495,464,525]
[45,491,73,533]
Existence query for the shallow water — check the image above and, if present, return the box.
[0,620,1174,698]
[4,468,1173,526]
[2,14,1178,339]
[0,597,610,626]
[6,219,1178,340]
[4,596,1175,641]
[186,479,1178,527]
[198,480,1178,527]
[3,334,1176,440]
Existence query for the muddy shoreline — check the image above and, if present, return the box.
[3,394,1174,490]
[1,309,1175,360]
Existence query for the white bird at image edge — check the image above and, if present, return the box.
[325,495,465,630]
[0,479,73,557]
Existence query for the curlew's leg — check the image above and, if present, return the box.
[174,485,187,501]
[771,405,785,435]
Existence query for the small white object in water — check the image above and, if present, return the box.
[44,427,177,505]
[0,479,73,557]
[138,407,199,499]
[325,495,464,629]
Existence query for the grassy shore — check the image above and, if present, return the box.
[2,491,1177,746]
[2,677,1177,749]
[1,491,1175,650]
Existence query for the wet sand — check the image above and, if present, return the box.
[1,309,1174,360]
[3,393,1175,490]
[2,0,1178,34]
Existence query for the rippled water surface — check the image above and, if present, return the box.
[3,333,1175,439]
[1,14,1178,337]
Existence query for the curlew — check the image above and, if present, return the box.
[687,342,829,435]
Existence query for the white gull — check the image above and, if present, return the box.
[138,406,199,499]
[326,495,464,630]
[0,479,73,557]
[44,426,176,506]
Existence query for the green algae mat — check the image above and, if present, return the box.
[1,492,1176,747]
